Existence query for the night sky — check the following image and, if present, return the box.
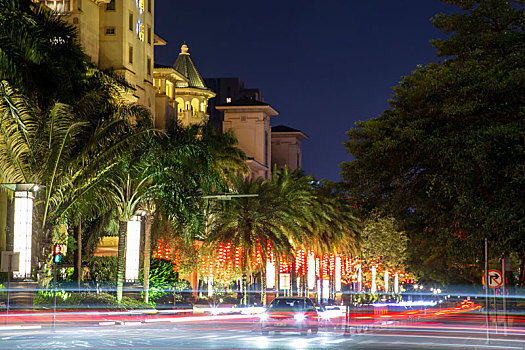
[154,0,456,181]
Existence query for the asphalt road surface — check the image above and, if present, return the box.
[0,317,524,349]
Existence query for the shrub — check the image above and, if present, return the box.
[83,256,118,282]
[33,291,153,309]
[141,258,178,304]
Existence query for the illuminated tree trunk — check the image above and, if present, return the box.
[275,258,280,297]
[143,214,153,303]
[0,191,7,253]
[261,264,267,305]
[319,277,323,303]
[291,258,296,296]
[242,274,247,305]
[75,216,82,289]
[116,220,127,302]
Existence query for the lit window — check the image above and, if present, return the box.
[226,97,231,103]
[105,27,116,35]
[129,45,133,64]
[106,0,115,11]
[44,0,71,13]
[176,98,184,113]
[191,98,199,117]
[166,81,174,99]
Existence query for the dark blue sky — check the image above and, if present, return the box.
[154,0,456,181]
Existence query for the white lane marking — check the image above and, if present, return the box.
[378,341,522,349]
[98,321,116,326]
[145,318,168,323]
[0,325,42,331]
[369,332,525,344]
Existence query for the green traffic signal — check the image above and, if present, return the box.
[53,254,62,263]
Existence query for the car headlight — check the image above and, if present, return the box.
[259,313,269,321]
[294,313,306,322]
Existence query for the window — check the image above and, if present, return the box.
[147,0,151,12]
[176,98,184,113]
[128,45,133,64]
[105,27,116,35]
[147,57,151,76]
[226,97,231,103]
[129,13,133,31]
[191,99,199,117]
[147,26,151,45]
[44,0,71,13]
[106,0,115,11]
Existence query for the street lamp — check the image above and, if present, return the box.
[1,183,40,279]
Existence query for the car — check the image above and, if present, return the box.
[259,297,319,335]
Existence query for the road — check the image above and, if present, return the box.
[0,316,524,349]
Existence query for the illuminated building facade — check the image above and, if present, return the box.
[271,125,308,172]
[171,45,216,126]
[37,0,157,123]
[216,98,278,179]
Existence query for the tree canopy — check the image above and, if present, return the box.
[340,0,525,284]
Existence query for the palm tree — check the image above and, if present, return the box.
[205,175,298,305]
[200,127,247,183]
[107,165,151,302]
[0,0,88,108]
[0,75,154,282]
[140,123,247,302]
[307,184,361,300]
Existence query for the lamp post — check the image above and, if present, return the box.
[0,183,40,280]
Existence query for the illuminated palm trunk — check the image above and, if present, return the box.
[261,262,267,305]
[143,214,153,303]
[0,192,7,253]
[116,220,127,302]
[75,217,82,288]
[275,259,280,297]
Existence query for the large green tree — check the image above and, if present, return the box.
[360,212,408,269]
[341,0,524,284]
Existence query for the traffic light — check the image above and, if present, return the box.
[53,244,62,263]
